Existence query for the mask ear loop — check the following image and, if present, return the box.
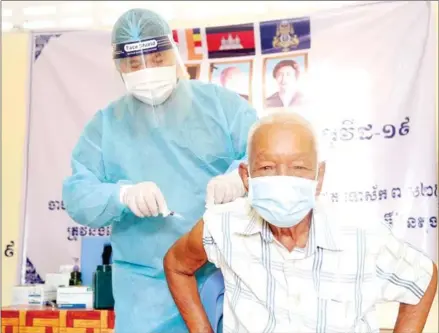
[315,151,320,181]
[246,167,253,201]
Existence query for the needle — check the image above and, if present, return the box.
[163,211,184,219]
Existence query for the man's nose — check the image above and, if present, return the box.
[276,165,289,176]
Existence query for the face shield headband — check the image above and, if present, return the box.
[112,35,174,61]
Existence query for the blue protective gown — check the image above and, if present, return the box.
[62,79,258,333]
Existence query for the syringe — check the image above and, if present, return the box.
[163,210,184,219]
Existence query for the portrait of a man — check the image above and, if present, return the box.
[210,61,252,102]
[264,54,308,109]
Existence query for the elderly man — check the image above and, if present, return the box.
[164,113,437,333]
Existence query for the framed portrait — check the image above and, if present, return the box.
[209,60,253,103]
[185,64,201,80]
[263,53,308,110]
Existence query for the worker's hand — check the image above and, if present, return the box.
[205,170,245,206]
[120,182,170,218]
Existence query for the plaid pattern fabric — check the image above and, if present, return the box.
[202,198,433,333]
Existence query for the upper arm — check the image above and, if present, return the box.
[69,110,106,181]
[62,110,128,227]
[217,87,258,161]
[165,220,209,276]
[375,226,435,305]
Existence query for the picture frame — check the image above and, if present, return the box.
[185,64,201,80]
[263,52,309,110]
[209,60,254,104]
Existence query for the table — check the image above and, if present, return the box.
[0,306,402,333]
[1,305,114,333]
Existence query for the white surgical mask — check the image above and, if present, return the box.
[122,65,177,105]
[248,174,318,228]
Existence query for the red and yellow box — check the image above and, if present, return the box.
[1,307,114,333]
[1,308,19,333]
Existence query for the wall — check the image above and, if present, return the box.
[1,32,29,306]
[1,2,438,331]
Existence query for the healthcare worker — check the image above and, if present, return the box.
[62,8,258,333]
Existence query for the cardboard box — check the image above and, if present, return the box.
[12,285,56,306]
[56,287,93,309]
[1,306,115,333]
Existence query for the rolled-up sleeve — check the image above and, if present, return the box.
[375,228,434,304]
[202,224,222,269]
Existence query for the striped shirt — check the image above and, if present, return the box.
[202,198,433,333]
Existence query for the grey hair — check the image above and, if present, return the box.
[246,112,320,161]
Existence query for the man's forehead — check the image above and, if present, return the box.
[278,66,295,73]
[250,122,316,158]
[252,122,314,142]
[226,67,240,75]
[279,65,294,70]
[254,150,314,162]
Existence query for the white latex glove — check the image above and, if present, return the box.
[120,182,170,218]
[205,169,246,206]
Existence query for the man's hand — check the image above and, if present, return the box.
[164,221,214,333]
[205,169,246,206]
[120,182,169,217]
[394,262,438,333]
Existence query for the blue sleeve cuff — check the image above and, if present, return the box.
[107,181,133,222]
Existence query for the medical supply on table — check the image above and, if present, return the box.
[56,286,93,309]
[93,244,114,309]
[12,285,57,306]
[69,257,82,286]
[93,265,114,309]
[81,237,113,286]
[45,273,71,289]
[59,265,74,274]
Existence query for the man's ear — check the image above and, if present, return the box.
[316,161,326,196]
[238,163,250,192]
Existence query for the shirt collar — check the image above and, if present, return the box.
[236,199,343,253]
[305,204,343,254]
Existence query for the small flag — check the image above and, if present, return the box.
[206,23,255,59]
[186,28,203,60]
[172,30,179,44]
[260,17,311,55]
[172,28,204,61]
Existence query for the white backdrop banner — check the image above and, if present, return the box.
[22,1,437,283]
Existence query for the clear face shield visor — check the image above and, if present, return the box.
[112,34,190,109]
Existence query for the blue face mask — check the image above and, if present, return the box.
[248,175,318,228]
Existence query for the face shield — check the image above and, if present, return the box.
[113,34,189,108]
